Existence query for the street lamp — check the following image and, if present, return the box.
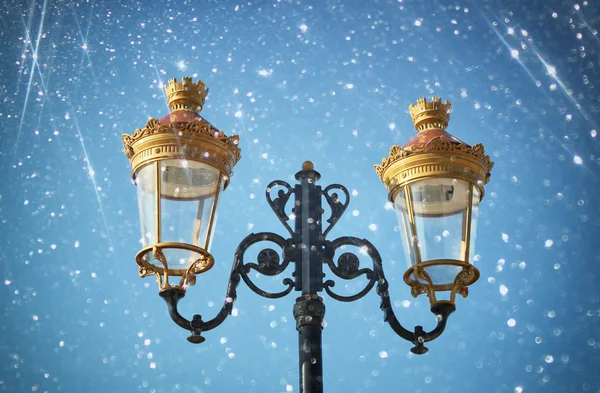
[122,77,493,393]
[374,97,494,308]
[122,77,241,291]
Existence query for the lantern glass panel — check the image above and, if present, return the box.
[135,163,158,248]
[394,178,481,286]
[395,188,416,266]
[468,193,480,264]
[159,159,223,269]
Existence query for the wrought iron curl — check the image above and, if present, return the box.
[237,232,296,298]
[159,232,296,344]
[322,236,456,353]
[321,184,350,237]
[188,232,294,342]
[322,236,376,302]
[266,180,295,237]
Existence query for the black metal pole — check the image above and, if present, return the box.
[293,163,325,393]
[294,294,325,393]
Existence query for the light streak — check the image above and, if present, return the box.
[477,6,598,131]
[71,110,113,250]
[476,6,597,176]
[16,1,37,93]
[148,46,170,108]
[228,79,252,157]
[15,0,48,154]
[72,2,98,87]
[478,8,539,86]
[526,39,598,130]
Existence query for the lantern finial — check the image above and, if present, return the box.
[302,161,314,171]
[408,97,452,132]
[165,77,209,113]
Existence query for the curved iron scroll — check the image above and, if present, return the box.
[238,232,295,298]
[160,231,296,343]
[323,236,455,353]
[322,237,376,302]
[266,180,295,237]
[321,184,350,237]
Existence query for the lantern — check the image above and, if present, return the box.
[375,97,493,305]
[122,77,241,291]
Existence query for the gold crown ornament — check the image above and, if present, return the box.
[408,97,452,131]
[375,97,493,195]
[122,77,240,185]
[164,77,209,112]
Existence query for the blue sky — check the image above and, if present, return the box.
[1,0,599,392]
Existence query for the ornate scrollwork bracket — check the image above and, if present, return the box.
[321,184,350,237]
[137,243,214,290]
[450,265,478,304]
[322,237,376,302]
[322,236,455,354]
[238,233,295,298]
[405,263,479,306]
[266,180,295,237]
[159,231,296,343]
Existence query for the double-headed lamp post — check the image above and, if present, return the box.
[122,77,494,393]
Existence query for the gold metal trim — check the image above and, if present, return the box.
[403,261,480,305]
[203,174,223,250]
[408,97,452,131]
[449,265,479,304]
[461,183,474,262]
[403,185,423,265]
[164,77,208,113]
[155,161,162,243]
[122,118,241,189]
[136,242,215,291]
[375,140,494,202]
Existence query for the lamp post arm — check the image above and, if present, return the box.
[160,231,295,343]
[158,269,240,344]
[372,255,456,354]
[158,285,239,337]
[159,287,193,330]
[323,236,454,353]
[321,236,416,341]
[421,302,454,342]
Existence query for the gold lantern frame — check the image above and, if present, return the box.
[122,78,241,291]
[375,97,494,305]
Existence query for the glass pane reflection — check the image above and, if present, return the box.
[394,179,481,286]
[160,159,223,268]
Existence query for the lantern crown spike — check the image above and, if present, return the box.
[408,97,452,132]
[165,77,209,113]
